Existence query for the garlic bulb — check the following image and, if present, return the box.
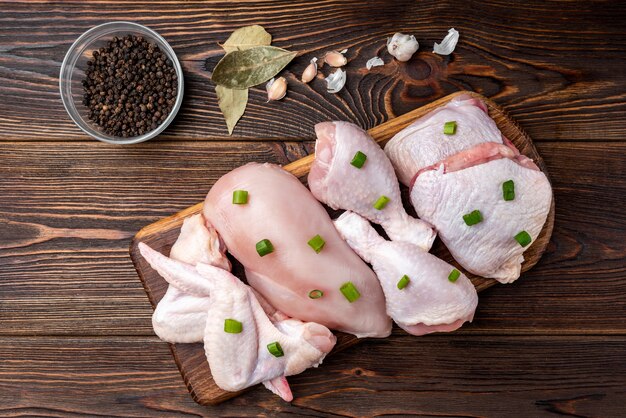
[301,58,318,83]
[266,77,287,101]
[324,50,348,67]
[325,68,346,93]
[387,33,419,62]
[433,28,459,55]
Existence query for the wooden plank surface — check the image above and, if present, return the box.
[0,0,625,415]
[130,91,555,404]
[0,1,625,142]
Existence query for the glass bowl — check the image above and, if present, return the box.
[59,22,184,144]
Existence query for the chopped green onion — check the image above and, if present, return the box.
[373,195,390,210]
[502,180,515,201]
[448,269,461,283]
[224,318,242,334]
[463,210,483,226]
[350,151,367,169]
[256,239,274,257]
[514,230,532,247]
[340,281,361,303]
[308,289,324,299]
[307,234,326,253]
[443,121,457,135]
[232,189,249,205]
[267,341,284,357]
[397,275,410,290]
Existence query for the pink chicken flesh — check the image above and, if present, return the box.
[309,121,436,250]
[411,143,552,283]
[384,94,505,185]
[334,212,478,335]
[139,243,336,401]
[204,163,392,338]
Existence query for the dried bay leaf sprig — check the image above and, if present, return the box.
[212,46,297,90]
[215,25,273,135]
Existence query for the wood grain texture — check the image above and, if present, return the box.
[129,91,555,405]
[1,1,625,141]
[0,335,624,417]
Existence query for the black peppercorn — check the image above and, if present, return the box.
[82,34,178,137]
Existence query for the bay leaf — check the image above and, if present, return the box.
[221,25,272,53]
[216,85,248,135]
[212,46,297,89]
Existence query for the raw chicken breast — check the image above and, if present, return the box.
[309,121,435,250]
[204,163,391,338]
[334,212,477,335]
[139,243,335,401]
[152,213,230,343]
[384,94,505,185]
[411,148,552,283]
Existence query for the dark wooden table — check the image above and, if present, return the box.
[1,1,625,416]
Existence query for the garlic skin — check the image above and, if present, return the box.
[433,28,459,55]
[324,50,348,67]
[366,56,384,70]
[301,57,318,83]
[387,33,419,62]
[266,77,287,101]
[325,68,346,93]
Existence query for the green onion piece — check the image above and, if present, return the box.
[373,195,390,210]
[308,289,324,299]
[463,209,483,226]
[232,189,249,204]
[514,230,532,247]
[397,274,410,290]
[502,180,515,201]
[340,281,361,303]
[224,318,242,334]
[307,234,326,253]
[448,269,461,283]
[256,239,274,257]
[350,151,367,169]
[443,121,457,135]
[267,341,284,357]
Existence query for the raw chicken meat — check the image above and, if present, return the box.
[309,121,436,250]
[152,213,230,343]
[411,145,552,283]
[334,212,478,335]
[384,94,505,185]
[204,163,391,338]
[139,242,336,401]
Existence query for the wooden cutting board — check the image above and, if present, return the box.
[129,90,555,406]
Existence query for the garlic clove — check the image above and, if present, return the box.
[266,77,287,101]
[324,50,348,67]
[366,56,384,70]
[301,57,318,83]
[387,32,419,62]
[433,28,459,55]
[325,68,346,93]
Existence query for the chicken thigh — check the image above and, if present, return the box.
[384,94,505,185]
[152,213,230,343]
[139,243,336,401]
[411,144,552,283]
[309,121,435,250]
[334,212,478,335]
[204,163,391,338]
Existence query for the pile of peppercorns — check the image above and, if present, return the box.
[82,34,178,138]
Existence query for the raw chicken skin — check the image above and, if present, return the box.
[138,243,336,400]
[412,155,552,283]
[384,94,505,185]
[204,163,391,338]
[309,121,436,250]
[152,213,230,343]
[334,212,478,335]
